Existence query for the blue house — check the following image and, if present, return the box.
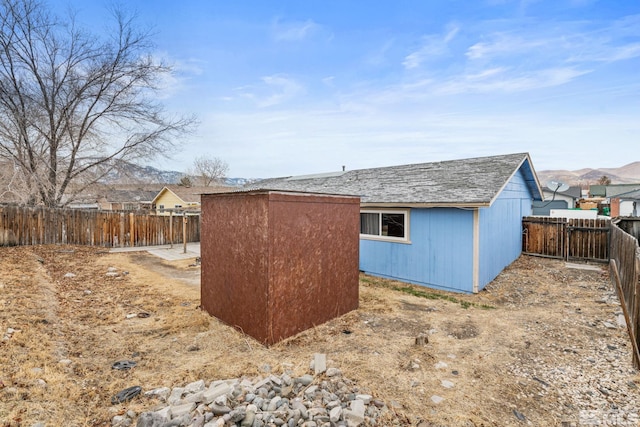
[250,153,543,293]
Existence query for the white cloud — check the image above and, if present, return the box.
[466,15,640,68]
[365,39,395,67]
[436,67,590,94]
[271,18,320,41]
[230,75,305,107]
[466,33,552,60]
[403,24,460,69]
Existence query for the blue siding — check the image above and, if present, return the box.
[360,208,475,292]
[478,168,533,289]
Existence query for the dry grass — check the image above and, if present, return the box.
[1,246,638,426]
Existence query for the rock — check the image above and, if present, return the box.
[513,409,526,421]
[144,387,171,402]
[329,406,342,422]
[295,374,314,386]
[184,379,206,394]
[209,402,232,415]
[325,367,341,377]
[203,382,232,404]
[240,405,256,426]
[64,272,76,278]
[356,394,372,404]
[441,380,454,389]
[431,395,444,404]
[112,415,130,427]
[313,353,327,375]
[167,387,184,405]
[267,396,282,411]
[434,361,448,369]
[136,412,167,427]
[170,402,196,418]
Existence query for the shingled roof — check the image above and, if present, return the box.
[247,152,542,207]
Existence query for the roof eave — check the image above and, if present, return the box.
[488,153,544,206]
[361,202,490,208]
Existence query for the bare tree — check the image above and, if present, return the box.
[190,155,229,186]
[0,0,195,207]
[597,175,611,185]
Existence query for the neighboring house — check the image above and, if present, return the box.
[247,152,543,294]
[152,185,232,215]
[611,189,640,217]
[97,189,158,211]
[532,185,582,216]
[590,184,640,198]
[587,184,640,217]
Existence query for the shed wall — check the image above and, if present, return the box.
[478,168,533,289]
[360,207,475,292]
[200,193,270,342]
[200,191,359,345]
[268,193,360,342]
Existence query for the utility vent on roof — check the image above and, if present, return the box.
[286,171,347,181]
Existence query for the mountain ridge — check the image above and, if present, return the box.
[537,161,640,187]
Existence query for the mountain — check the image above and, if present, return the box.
[100,162,257,187]
[537,161,640,187]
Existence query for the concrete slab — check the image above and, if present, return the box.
[565,262,603,272]
[110,242,200,261]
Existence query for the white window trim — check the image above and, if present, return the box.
[360,209,411,243]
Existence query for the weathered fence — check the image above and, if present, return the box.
[0,204,200,247]
[609,223,640,369]
[522,216,610,262]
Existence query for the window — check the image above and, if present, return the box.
[360,210,409,242]
[159,204,165,213]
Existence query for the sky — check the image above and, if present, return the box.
[54,0,639,178]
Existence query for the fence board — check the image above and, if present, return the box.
[0,204,200,247]
[609,224,640,369]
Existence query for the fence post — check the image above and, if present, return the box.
[183,216,187,254]
[169,210,173,249]
[635,249,640,368]
[118,213,124,248]
[129,212,135,247]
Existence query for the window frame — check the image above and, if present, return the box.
[359,209,411,243]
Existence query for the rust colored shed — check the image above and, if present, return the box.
[200,190,360,346]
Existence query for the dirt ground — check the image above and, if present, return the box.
[1,245,639,427]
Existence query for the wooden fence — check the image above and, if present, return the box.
[609,222,640,369]
[522,216,610,262]
[0,204,200,247]
[523,216,640,368]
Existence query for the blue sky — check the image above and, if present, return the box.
[57,0,639,178]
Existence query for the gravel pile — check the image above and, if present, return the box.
[111,354,402,427]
